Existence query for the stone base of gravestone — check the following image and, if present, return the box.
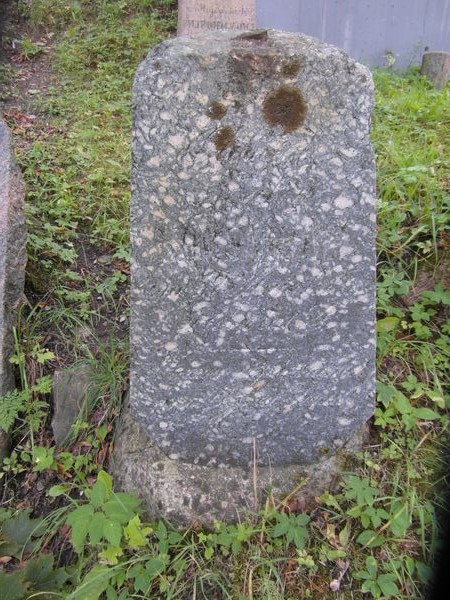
[113,401,367,526]
[118,29,376,524]
[0,120,27,463]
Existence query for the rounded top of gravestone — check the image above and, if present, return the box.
[139,29,372,86]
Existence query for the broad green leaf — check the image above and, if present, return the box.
[377,574,399,597]
[361,580,379,595]
[66,504,95,526]
[99,545,124,566]
[134,567,151,593]
[24,554,69,592]
[376,382,397,408]
[89,512,107,545]
[66,565,111,600]
[67,505,95,552]
[416,561,432,583]
[295,514,310,526]
[356,530,384,548]
[97,470,113,499]
[272,514,290,537]
[102,519,122,547]
[324,548,346,560]
[344,476,379,506]
[156,520,167,540]
[102,493,141,523]
[377,317,399,333]
[102,500,134,524]
[106,586,118,600]
[414,407,440,420]
[394,393,412,415]
[0,571,28,600]
[168,531,183,544]
[48,484,70,497]
[426,391,445,409]
[0,510,45,557]
[318,491,341,510]
[421,284,450,306]
[89,471,114,509]
[389,501,410,537]
[89,481,107,509]
[124,515,151,548]
[145,557,167,579]
[339,523,350,547]
[353,569,372,581]
[292,525,308,550]
[365,556,378,578]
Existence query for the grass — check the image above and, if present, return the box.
[0,1,449,598]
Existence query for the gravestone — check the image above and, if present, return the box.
[178,0,256,36]
[114,30,376,525]
[421,51,450,89]
[0,120,27,461]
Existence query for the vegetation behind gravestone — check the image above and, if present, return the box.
[0,1,448,598]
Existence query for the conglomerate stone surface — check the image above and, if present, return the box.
[0,119,26,459]
[113,403,366,526]
[129,30,376,472]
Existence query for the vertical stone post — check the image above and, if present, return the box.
[0,120,27,461]
[421,51,450,89]
[114,30,376,525]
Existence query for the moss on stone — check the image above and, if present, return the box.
[282,58,301,77]
[207,101,227,120]
[214,126,235,151]
[262,85,307,133]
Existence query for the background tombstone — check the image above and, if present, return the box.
[113,30,376,525]
[178,0,256,36]
[421,51,450,90]
[0,120,27,461]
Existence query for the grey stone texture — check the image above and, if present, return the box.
[0,119,27,460]
[113,402,367,526]
[421,51,450,90]
[122,29,376,520]
[51,364,95,446]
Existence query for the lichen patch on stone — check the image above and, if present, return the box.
[262,85,307,133]
[282,58,302,77]
[214,126,235,152]
[207,101,227,120]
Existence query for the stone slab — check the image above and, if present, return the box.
[129,30,376,474]
[178,0,256,36]
[51,364,95,446]
[0,119,27,460]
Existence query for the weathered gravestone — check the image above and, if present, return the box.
[421,51,450,89]
[178,0,256,36]
[0,120,27,461]
[113,30,376,525]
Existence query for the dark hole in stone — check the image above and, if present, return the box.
[282,58,301,77]
[262,85,307,133]
[233,29,269,43]
[214,126,235,151]
[207,100,227,120]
